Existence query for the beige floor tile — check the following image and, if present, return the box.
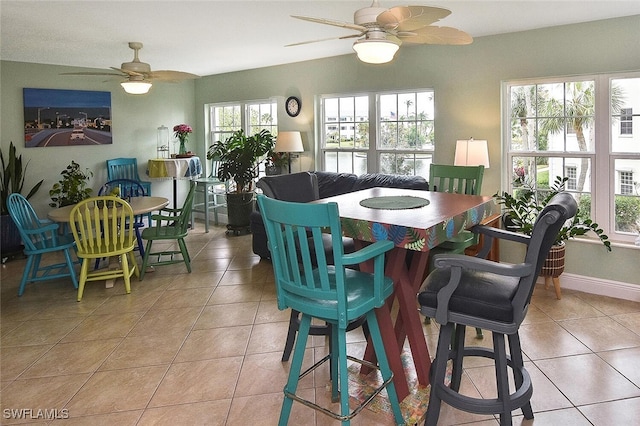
[0,345,52,381]
[597,346,640,387]
[60,312,144,343]
[21,338,121,378]
[226,389,315,426]
[99,333,186,370]
[174,326,252,362]
[513,407,591,425]
[89,291,163,315]
[193,302,259,329]
[559,316,640,352]
[534,353,640,406]
[127,307,201,337]
[149,287,214,310]
[532,294,606,321]
[137,400,230,426]
[255,299,292,323]
[234,350,315,397]
[149,357,243,407]
[218,269,269,285]
[50,410,143,425]
[0,374,91,422]
[611,311,640,335]
[519,321,590,360]
[1,318,84,347]
[166,270,224,289]
[575,293,640,316]
[65,366,168,416]
[246,321,293,354]
[207,283,264,304]
[578,397,640,426]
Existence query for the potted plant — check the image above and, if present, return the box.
[208,129,275,232]
[1,142,44,256]
[265,151,289,176]
[495,175,611,295]
[49,160,93,208]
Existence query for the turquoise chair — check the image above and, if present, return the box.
[428,164,485,339]
[139,181,196,280]
[191,155,228,232]
[7,193,79,296]
[257,195,405,426]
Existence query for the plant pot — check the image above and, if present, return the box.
[226,192,255,229]
[541,243,565,277]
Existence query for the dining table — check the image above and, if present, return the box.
[312,187,496,400]
[47,196,170,223]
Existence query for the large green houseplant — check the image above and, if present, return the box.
[494,176,611,251]
[208,129,275,231]
[1,142,44,255]
[49,161,93,208]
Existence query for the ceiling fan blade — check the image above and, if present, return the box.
[377,6,451,32]
[60,71,124,77]
[110,66,144,77]
[291,15,367,33]
[147,70,200,82]
[286,33,363,47]
[398,26,473,45]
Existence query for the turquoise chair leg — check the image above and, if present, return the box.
[336,328,350,425]
[330,326,339,403]
[279,313,312,426]
[366,310,405,425]
[18,255,36,296]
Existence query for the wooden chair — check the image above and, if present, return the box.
[428,164,486,338]
[257,194,404,425]
[98,179,147,256]
[418,193,577,425]
[7,193,79,296]
[191,155,228,232]
[139,181,196,280]
[69,196,138,301]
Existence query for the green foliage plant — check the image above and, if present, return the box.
[494,176,611,251]
[49,161,93,208]
[0,142,44,215]
[208,129,275,193]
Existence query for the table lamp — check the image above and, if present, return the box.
[274,131,304,173]
[454,138,490,168]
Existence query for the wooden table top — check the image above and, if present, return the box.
[47,196,169,223]
[313,187,496,251]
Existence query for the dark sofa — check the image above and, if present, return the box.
[250,171,429,259]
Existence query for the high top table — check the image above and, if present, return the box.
[312,187,496,400]
[147,156,202,209]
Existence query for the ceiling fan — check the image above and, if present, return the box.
[289,1,472,64]
[62,42,200,94]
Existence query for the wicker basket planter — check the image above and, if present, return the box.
[541,243,565,278]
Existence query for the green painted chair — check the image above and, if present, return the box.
[139,181,196,280]
[256,195,405,426]
[428,164,485,339]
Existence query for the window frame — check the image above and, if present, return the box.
[317,89,435,175]
[502,71,640,245]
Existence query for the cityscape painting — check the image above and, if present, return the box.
[23,88,112,147]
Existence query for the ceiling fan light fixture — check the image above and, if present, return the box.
[121,80,152,95]
[352,38,400,64]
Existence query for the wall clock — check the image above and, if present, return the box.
[285,96,301,117]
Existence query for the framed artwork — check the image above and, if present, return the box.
[23,88,112,147]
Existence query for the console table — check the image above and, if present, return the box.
[147,157,202,209]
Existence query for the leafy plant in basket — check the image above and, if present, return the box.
[494,175,611,251]
[207,129,275,193]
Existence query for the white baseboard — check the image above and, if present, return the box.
[538,273,640,302]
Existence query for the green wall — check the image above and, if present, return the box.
[2,15,639,284]
[0,61,197,212]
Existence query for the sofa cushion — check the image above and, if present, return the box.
[257,172,319,202]
[352,173,429,191]
[315,171,358,198]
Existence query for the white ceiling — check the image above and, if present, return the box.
[2,1,639,77]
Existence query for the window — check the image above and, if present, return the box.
[319,90,434,175]
[620,107,633,135]
[503,73,640,244]
[206,99,277,176]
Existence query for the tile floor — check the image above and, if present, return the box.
[2,222,640,425]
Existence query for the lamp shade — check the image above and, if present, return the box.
[274,131,304,153]
[454,138,490,168]
[121,80,152,95]
[352,38,400,64]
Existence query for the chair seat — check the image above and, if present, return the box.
[284,266,394,323]
[418,267,520,323]
[436,230,475,250]
[142,225,188,240]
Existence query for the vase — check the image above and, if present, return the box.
[178,137,187,155]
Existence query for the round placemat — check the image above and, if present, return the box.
[359,195,430,210]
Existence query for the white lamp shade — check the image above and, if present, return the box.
[454,139,490,168]
[352,38,400,64]
[274,131,304,153]
[121,80,152,95]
